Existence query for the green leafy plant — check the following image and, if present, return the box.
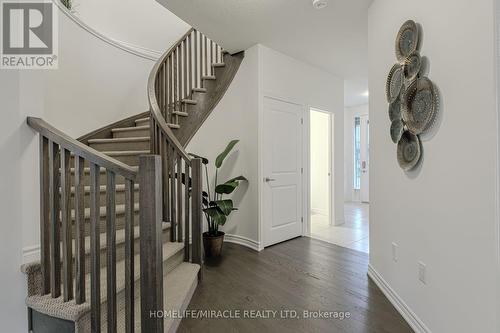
[60,0,72,10]
[189,140,247,237]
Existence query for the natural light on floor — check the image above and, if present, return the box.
[310,202,369,253]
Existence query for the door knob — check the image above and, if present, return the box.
[265,177,276,182]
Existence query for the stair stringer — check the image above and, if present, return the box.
[176,51,245,146]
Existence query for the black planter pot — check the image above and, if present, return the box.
[203,231,225,258]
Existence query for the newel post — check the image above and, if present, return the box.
[191,158,204,279]
[139,155,164,333]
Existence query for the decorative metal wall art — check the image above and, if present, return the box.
[386,20,439,171]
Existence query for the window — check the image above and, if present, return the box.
[353,117,361,190]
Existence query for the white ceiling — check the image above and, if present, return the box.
[156,0,371,107]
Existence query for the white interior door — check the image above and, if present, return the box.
[360,115,369,203]
[262,97,303,247]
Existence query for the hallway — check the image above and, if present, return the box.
[310,203,369,253]
[179,238,412,332]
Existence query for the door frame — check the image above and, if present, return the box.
[359,114,369,203]
[258,93,306,248]
[308,108,335,230]
[350,112,369,202]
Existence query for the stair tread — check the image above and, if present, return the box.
[88,137,150,144]
[74,222,170,257]
[134,117,150,122]
[212,62,226,67]
[68,202,140,220]
[168,123,180,129]
[182,99,197,105]
[192,87,207,93]
[70,166,139,174]
[172,111,189,117]
[111,125,149,132]
[102,150,149,156]
[202,75,216,80]
[124,262,200,332]
[25,242,186,322]
[64,183,140,194]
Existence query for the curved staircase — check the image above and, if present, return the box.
[24,28,243,333]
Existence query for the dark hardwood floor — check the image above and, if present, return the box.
[178,237,413,333]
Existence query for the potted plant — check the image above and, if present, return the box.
[189,140,247,258]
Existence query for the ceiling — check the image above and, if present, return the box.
[156,0,371,107]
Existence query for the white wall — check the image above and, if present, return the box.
[188,44,344,249]
[344,104,368,202]
[73,0,189,53]
[310,110,330,216]
[1,4,188,330]
[43,6,156,138]
[369,1,499,332]
[1,70,45,332]
[187,45,260,248]
[259,45,345,227]
[23,3,187,263]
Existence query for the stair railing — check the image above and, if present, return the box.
[28,117,159,333]
[145,28,225,332]
[149,28,224,128]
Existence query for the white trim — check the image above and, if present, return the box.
[23,245,40,263]
[494,0,500,315]
[311,208,328,216]
[335,218,345,226]
[303,103,311,237]
[257,45,264,249]
[224,234,262,252]
[367,265,431,333]
[53,0,162,61]
[108,38,163,59]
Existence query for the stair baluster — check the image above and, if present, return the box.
[27,24,243,333]
[48,140,61,298]
[39,136,51,295]
[74,156,86,304]
[89,162,101,332]
[138,155,164,333]
[28,117,141,333]
[106,170,117,333]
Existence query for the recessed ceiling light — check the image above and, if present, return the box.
[362,90,369,97]
[312,0,328,10]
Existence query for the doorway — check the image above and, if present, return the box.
[262,96,303,247]
[357,115,369,203]
[309,108,334,237]
[352,114,370,203]
[308,109,369,253]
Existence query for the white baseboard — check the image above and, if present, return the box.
[23,245,40,263]
[367,265,431,333]
[311,208,328,216]
[23,234,263,263]
[224,234,262,252]
[334,218,345,226]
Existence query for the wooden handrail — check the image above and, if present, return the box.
[28,117,138,180]
[142,27,211,332]
[147,28,194,162]
[29,116,140,331]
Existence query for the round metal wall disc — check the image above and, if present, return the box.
[389,98,402,122]
[403,51,421,82]
[390,119,404,144]
[402,77,438,135]
[386,63,404,103]
[397,131,422,171]
[396,20,420,62]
